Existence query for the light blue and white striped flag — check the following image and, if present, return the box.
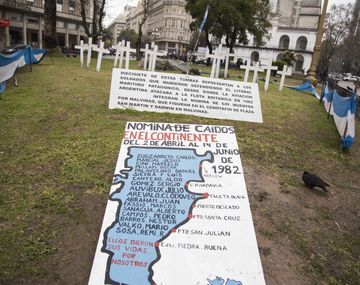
[198,5,209,33]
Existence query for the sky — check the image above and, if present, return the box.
[104,0,356,27]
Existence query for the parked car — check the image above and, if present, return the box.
[343,75,360,82]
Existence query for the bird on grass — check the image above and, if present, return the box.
[302,171,330,192]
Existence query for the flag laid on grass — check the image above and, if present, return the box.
[287,80,320,99]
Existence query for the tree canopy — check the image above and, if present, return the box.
[185,0,272,52]
[318,3,353,79]
[118,29,138,48]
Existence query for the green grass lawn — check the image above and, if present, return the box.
[0,56,359,285]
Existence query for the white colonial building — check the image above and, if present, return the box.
[233,0,321,73]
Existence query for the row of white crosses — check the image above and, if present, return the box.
[206,44,234,79]
[76,39,293,90]
[75,38,166,72]
[75,38,110,72]
[113,40,136,69]
[205,44,293,91]
[141,42,167,71]
[240,59,292,92]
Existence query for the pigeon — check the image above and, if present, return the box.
[302,171,330,192]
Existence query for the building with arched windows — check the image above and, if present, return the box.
[233,0,321,74]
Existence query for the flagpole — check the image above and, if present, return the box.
[187,5,209,75]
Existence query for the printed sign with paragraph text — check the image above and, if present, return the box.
[109,70,263,123]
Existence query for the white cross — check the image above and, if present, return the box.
[263,62,278,92]
[116,40,126,69]
[240,61,263,83]
[149,44,158,72]
[252,62,264,83]
[112,40,125,68]
[93,41,110,72]
[140,43,151,70]
[146,43,167,72]
[85,37,97,68]
[206,45,225,79]
[118,41,136,70]
[240,60,252,82]
[74,40,86,67]
[219,47,236,79]
[278,65,292,91]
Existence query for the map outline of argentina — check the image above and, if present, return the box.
[101,146,214,285]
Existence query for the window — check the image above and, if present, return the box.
[295,54,304,72]
[28,17,38,24]
[279,35,290,49]
[171,19,175,28]
[296,36,307,51]
[56,20,65,28]
[7,12,21,22]
[68,23,77,30]
[69,0,75,12]
[56,0,63,12]
[251,51,259,63]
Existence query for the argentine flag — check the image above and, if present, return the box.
[0,50,23,93]
[198,5,209,33]
[0,46,47,94]
[322,84,356,149]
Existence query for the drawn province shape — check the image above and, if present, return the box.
[101,147,213,285]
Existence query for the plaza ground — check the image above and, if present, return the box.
[0,56,359,285]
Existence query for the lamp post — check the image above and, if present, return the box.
[306,0,329,86]
[151,28,160,43]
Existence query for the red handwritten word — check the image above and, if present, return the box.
[124,131,218,143]
[111,259,148,267]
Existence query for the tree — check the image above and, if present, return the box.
[44,0,57,49]
[272,60,286,76]
[118,29,138,48]
[278,50,295,66]
[343,0,360,74]
[102,28,113,46]
[186,0,272,53]
[135,0,151,60]
[318,3,352,80]
[80,0,106,39]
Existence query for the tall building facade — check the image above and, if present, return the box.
[0,0,93,49]
[108,5,135,43]
[126,0,192,54]
[233,0,321,73]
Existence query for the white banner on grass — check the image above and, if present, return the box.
[109,69,263,123]
[88,122,266,285]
